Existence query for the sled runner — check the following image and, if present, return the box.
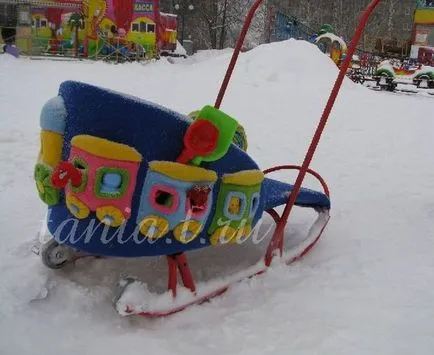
[33,0,383,317]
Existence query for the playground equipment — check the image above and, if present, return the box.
[373,59,434,91]
[1,0,178,60]
[315,32,348,66]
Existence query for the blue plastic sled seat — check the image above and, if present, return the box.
[35,81,330,259]
[262,178,330,211]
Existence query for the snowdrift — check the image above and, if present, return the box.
[1,39,434,355]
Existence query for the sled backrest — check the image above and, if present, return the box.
[34,81,267,257]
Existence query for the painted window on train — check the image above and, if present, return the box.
[150,185,180,214]
[186,185,211,218]
[224,192,247,220]
[71,157,88,193]
[95,167,130,199]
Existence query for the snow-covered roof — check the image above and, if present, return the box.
[315,33,347,51]
[160,12,178,18]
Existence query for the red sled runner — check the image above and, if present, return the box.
[33,0,383,317]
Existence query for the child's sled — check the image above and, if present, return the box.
[33,0,382,317]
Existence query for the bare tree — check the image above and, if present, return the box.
[219,0,228,49]
[160,0,416,53]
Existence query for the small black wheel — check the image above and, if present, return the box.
[386,83,396,92]
[40,239,73,269]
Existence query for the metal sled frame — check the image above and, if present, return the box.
[117,167,330,317]
[114,0,383,317]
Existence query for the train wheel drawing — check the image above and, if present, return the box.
[96,206,126,227]
[139,215,169,239]
[173,220,202,244]
[66,194,90,219]
[209,226,237,246]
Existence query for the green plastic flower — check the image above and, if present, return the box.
[34,163,59,206]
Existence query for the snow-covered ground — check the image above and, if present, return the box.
[1,39,434,355]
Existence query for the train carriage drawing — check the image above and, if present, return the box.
[208,170,263,245]
[136,161,217,243]
[55,135,143,227]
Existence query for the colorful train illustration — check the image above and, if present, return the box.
[136,161,218,243]
[54,135,142,226]
[34,81,330,267]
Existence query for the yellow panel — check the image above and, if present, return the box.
[222,170,264,186]
[149,161,217,182]
[71,135,142,163]
[414,9,434,24]
[40,130,63,167]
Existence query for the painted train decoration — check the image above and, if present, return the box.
[34,81,330,267]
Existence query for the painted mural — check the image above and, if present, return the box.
[25,0,177,59]
[30,1,84,56]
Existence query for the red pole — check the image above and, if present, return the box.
[265,0,382,264]
[154,0,161,56]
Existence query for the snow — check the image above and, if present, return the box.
[160,12,178,18]
[418,65,434,76]
[177,48,233,64]
[173,40,187,56]
[1,39,434,354]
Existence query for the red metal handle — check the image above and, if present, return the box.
[264,0,382,266]
[212,0,382,265]
[274,0,381,235]
[263,165,330,198]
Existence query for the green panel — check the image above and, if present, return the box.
[191,105,239,165]
[208,182,261,235]
[34,163,59,206]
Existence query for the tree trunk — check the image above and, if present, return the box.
[210,25,218,49]
[219,0,228,49]
[74,26,79,57]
